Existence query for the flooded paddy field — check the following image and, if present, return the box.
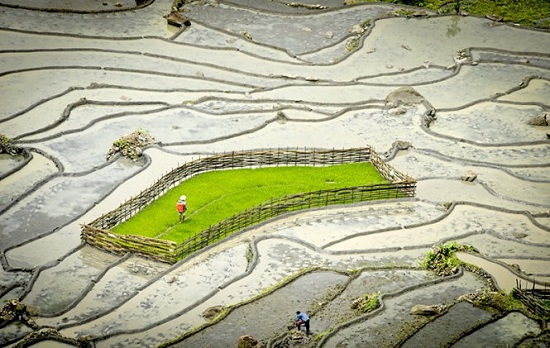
[1,0,549,347]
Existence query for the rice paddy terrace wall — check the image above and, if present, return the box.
[81,147,416,263]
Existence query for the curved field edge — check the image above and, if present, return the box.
[81,147,416,262]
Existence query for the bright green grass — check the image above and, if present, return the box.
[113,163,386,243]
[346,0,550,27]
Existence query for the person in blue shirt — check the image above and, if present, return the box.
[295,311,310,335]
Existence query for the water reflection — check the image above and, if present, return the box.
[446,15,462,38]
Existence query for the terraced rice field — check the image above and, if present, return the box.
[0,0,549,347]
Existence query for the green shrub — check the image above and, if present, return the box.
[421,241,476,276]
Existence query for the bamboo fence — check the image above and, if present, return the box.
[81,147,416,263]
[513,279,550,319]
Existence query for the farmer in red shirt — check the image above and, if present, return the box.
[176,195,187,222]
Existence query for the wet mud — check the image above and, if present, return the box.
[0,0,549,347]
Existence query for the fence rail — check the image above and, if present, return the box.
[512,289,550,319]
[81,147,416,263]
[513,279,550,319]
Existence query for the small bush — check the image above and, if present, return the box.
[351,291,381,313]
[107,129,155,161]
[0,134,22,155]
[421,241,476,276]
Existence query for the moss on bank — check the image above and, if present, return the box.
[420,241,477,276]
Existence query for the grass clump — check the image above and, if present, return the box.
[360,18,372,29]
[464,290,525,314]
[0,134,22,156]
[346,18,371,53]
[351,291,381,313]
[393,8,417,17]
[421,241,477,276]
[113,162,387,243]
[346,36,361,52]
[106,129,155,161]
[345,0,550,28]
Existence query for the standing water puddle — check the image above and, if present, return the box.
[456,252,546,293]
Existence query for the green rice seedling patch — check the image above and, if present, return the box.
[113,163,386,243]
